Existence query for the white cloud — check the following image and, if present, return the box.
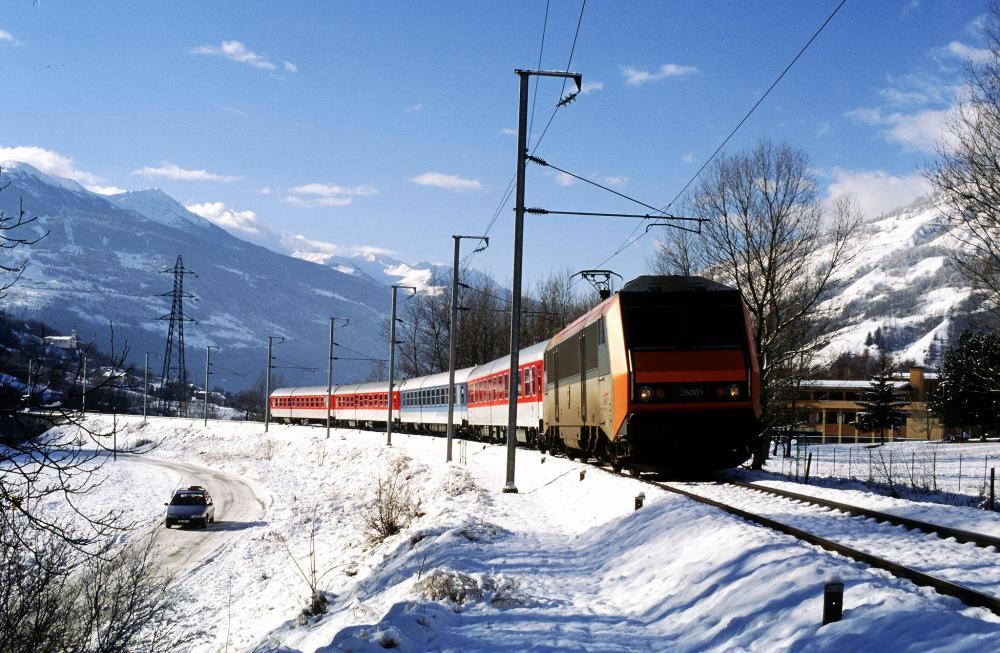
[824,167,933,219]
[500,128,517,136]
[88,184,127,196]
[282,195,353,208]
[682,153,695,165]
[0,145,122,194]
[621,63,698,86]
[967,14,988,37]
[132,162,242,182]
[554,171,574,187]
[222,106,250,118]
[844,106,955,153]
[289,182,378,197]
[943,40,992,64]
[0,29,20,46]
[282,181,377,208]
[409,172,482,191]
[816,122,832,137]
[603,175,628,187]
[191,40,295,73]
[186,201,265,236]
[579,81,604,95]
[406,103,424,113]
[255,186,273,195]
[281,182,378,209]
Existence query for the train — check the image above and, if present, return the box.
[269,275,762,472]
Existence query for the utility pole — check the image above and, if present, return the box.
[143,352,149,423]
[26,359,33,397]
[327,317,349,439]
[387,285,415,446]
[265,335,284,432]
[446,235,488,463]
[504,68,582,493]
[204,345,219,426]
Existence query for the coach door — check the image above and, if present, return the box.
[553,349,560,422]
[579,331,587,425]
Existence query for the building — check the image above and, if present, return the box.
[792,367,944,443]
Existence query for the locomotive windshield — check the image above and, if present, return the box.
[623,302,745,350]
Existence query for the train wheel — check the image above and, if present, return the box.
[628,466,641,478]
[611,459,623,474]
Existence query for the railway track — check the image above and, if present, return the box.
[643,477,1000,616]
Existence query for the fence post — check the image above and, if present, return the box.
[958,453,963,493]
[991,468,995,511]
[635,493,645,511]
[805,452,813,484]
[932,450,937,492]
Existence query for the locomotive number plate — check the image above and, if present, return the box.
[678,387,704,398]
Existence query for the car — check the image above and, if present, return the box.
[164,486,215,529]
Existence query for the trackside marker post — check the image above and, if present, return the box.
[823,578,844,624]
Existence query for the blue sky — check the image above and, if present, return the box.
[0,0,989,287]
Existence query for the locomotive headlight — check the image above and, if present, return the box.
[638,385,654,402]
[727,384,742,399]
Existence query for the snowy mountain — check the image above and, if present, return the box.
[292,249,448,292]
[0,163,391,390]
[817,195,979,368]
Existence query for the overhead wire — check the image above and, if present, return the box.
[526,0,551,148]
[589,0,850,272]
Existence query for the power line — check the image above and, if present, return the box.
[527,155,668,215]
[590,0,849,272]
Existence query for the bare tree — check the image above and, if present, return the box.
[521,269,596,346]
[391,268,596,378]
[652,138,860,467]
[648,227,698,276]
[928,3,1000,317]
[0,525,188,653]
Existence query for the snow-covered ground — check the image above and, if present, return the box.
[35,417,1000,651]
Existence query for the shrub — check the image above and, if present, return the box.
[363,461,415,544]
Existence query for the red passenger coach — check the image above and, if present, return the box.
[466,341,546,444]
[269,385,330,423]
[334,382,399,428]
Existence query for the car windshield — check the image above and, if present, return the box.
[170,494,206,506]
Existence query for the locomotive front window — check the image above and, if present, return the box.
[624,303,743,350]
[686,306,744,347]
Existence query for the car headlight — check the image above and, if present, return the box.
[638,385,653,402]
[727,384,742,399]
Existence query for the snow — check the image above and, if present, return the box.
[29,416,1000,651]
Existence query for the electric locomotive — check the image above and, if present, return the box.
[540,275,760,472]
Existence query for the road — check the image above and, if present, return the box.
[121,454,269,577]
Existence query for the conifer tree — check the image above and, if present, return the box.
[855,353,910,444]
[929,330,1000,437]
